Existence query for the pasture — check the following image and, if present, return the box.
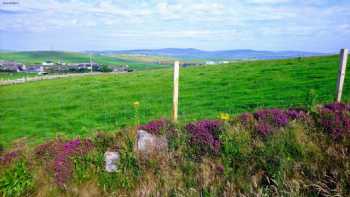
[0,55,349,146]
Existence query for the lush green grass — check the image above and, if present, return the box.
[0,51,169,70]
[0,55,349,145]
[0,72,38,80]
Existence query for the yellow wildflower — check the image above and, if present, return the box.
[219,112,230,121]
[133,101,140,108]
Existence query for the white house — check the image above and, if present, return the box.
[42,61,55,66]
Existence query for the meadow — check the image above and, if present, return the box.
[0,55,349,146]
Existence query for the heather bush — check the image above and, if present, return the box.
[0,161,34,197]
[138,118,169,135]
[238,108,310,137]
[0,151,19,166]
[318,103,350,139]
[185,120,223,155]
[34,138,94,188]
[34,138,65,161]
[54,139,94,188]
[255,109,289,128]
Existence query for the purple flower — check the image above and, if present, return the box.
[0,151,18,166]
[185,120,223,154]
[324,103,349,112]
[286,108,308,121]
[255,122,273,136]
[34,138,94,188]
[318,103,350,139]
[138,119,168,135]
[53,139,94,187]
[216,164,225,174]
[254,109,289,127]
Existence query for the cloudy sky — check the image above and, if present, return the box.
[0,0,349,52]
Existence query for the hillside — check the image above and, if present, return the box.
[91,48,327,60]
[0,51,168,70]
[0,55,349,146]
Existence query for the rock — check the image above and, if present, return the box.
[104,151,120,172]
[136,130,167,154]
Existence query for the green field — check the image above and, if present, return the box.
[0,55,349,146]
[0,51,168,70]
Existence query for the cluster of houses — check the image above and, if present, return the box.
[0,60,132,75]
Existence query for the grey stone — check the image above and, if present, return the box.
[136,130,167,153]
[104,151,120,172]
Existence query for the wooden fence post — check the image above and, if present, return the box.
[336,48,348,102]
[172,61,180,122]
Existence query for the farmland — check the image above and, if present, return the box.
[0,51,168,70]
[0,55,349,146]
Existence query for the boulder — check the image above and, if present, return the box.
[136,130,167,154]
[104,151,120,172]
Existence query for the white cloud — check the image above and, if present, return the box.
[0,0,349,51]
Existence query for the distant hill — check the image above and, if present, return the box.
[88,48,328,60]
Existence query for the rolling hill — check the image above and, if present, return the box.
[0,55,349,146]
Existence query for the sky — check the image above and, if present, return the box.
[0,0,349,52]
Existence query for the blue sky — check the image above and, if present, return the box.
[0,0,349,52]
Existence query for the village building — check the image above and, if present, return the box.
[42,61,55,66]
[0,60,26,72]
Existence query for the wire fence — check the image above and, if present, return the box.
[0,50,349,145]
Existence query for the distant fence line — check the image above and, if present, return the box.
[0,72,127,86]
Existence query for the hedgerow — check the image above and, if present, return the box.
[1,102,350,196]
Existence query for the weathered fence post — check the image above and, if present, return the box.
[336,48,348,102]
[172,61,180,122]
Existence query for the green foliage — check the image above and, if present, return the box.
[73,153,97,184]
[255,128,306,188]
[0,162,34,197]
[93,132,116,153]
[100,65,112,72]
[219,128,253,191]
[97,135,141,192]
[180,160,198,189]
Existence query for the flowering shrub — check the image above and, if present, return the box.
[185,120,223,154]
[35,139,64,160]
[254,109,289,127]
[0,151,18,166]
[239,108,309,137]
[34,138,94,188]
[318,103,350,139]
[138,119,169,135]
[286,108,308,121]
[239,113,256,129]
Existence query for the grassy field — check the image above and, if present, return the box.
[0,55,349,146]
[0,51,168,70]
